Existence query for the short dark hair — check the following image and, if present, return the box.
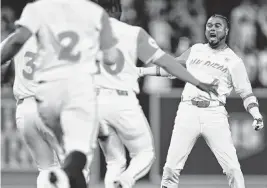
[92,0,121,13]
[210,14,230,29]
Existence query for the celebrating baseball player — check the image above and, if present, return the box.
[92,0,220,188]
[1,0,121,187]
[138,14,264,188]
[1,35,62,188]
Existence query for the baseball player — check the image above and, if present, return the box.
[1,0,121,187]
[1,35,61,188]
[138,14,264,188]
[93,1,220,188]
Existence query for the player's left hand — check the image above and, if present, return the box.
[197,81,219,96]
[252,118,264,131]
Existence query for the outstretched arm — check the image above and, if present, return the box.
[230,59,264,131]
[136,28,198,85]
[136,28,218,95]
[138,48,190,78]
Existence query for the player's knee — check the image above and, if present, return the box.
[162,166,181,183]
[133,148,155,163]
[145,149,156,164]
[18,119,38,144]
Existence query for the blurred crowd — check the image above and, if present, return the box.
[1,0,267,91]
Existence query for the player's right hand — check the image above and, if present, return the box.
[196,81,219,96]
[252,118,264,131]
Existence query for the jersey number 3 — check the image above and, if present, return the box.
[23,51,37,80]
[22,31,80,80]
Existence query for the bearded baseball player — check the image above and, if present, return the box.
[138,14,264,188]
[93,1,220,188]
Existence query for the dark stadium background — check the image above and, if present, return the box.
[1,0,267,187]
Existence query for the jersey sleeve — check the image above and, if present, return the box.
[229,59,253,98]
[99,11,118,51]
[137,28,164,64]
[15,3,41,34]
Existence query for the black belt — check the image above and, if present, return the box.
[96,88,128,96]
[17,96,35,105]
[184,99,224,108]
[17,98,24,105]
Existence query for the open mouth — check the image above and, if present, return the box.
[209,33,217,38]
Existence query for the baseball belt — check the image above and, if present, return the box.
[183,99,224,108]
[95,88,128,96]
[17,98,24,105]
[16,96,35,106]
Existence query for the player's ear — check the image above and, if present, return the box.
[225,28,229,36]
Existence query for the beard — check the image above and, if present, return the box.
[208,34,226,48]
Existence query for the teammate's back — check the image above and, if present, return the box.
[13,36,37,100]
[17,0,115,80]
[95,18,141,93]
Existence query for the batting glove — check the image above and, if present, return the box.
[252,118,264,131]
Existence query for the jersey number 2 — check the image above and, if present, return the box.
[23,51,37,80]
[58,31,81,62]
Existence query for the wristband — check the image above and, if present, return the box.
[156,66,161,76]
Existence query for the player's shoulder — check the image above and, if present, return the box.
[84,0,105,13]
[21,1,38,11]
[225,47,243,64]
[110,18,141,37]
[111,19,140,32]
[190,43,206,51]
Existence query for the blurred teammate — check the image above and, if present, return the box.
[1,36,61,188]
[138,14,264,188]
[1,0,121,187]
[93,1,219,188]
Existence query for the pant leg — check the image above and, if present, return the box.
[36,74,98,165]
[201,107,245,188]
[109,95,155,187]
[16,97,59,170]
[161,103,200,188]
[98,124,127,188]
[61,75,98,157]
[16,97,61,188]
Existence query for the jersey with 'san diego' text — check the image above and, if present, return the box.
[13,36,37,101]
[182,43,253,103]
[95,18,162,93]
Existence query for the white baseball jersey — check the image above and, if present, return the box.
[182,43,253,103]
[95,18,162,93]
[13,36,38,101]
[16,0,116,81]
